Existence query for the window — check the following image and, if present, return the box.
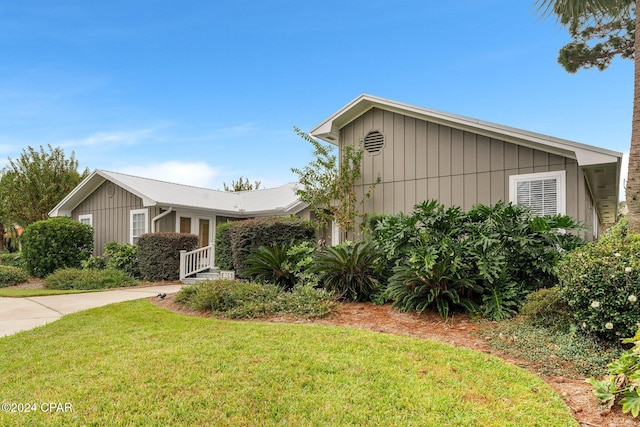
[130,208,148,244]
[509,171,566,216]
[78,214,93,227]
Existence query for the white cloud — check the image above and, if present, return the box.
[117,161,221,188]
[621,152,629,200]
[60,128,158,148]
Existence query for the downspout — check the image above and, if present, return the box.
[151,207,173,233]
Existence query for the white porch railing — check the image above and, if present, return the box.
[179,245,214,281]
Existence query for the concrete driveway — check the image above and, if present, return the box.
[0,284,183,337]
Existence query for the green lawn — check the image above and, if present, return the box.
[0,300,577,426]
[0,288,102,297]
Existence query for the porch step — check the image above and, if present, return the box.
[180,268,237,284]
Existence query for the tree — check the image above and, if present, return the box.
[535,0,640,232]
[0,145,89,228]
[223,176,261,192]
[291,127,379,241]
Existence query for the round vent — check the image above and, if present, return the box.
[106,183,115,198]
[363,130,385,155]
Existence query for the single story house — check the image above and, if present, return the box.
[310,94,623,241]
[49,170,310,256]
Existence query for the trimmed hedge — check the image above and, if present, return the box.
[22,217,93,278]
[137,232,199,281]
[214,222,234,270]
[229,217,315,278]
[0,265,30,287]
[0,252,26,270]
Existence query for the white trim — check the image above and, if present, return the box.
[130,208,148,244]
[78,214,93,227]
[593,204,599,238]
[509,170,566,216]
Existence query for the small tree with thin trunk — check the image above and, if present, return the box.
[291,127,379,241]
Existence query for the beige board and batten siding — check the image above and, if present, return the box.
[342,107,596,240]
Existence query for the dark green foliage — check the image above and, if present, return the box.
[0,252,26,270]
[175,280,335,319]
[372,200,583,319]
[214,222,234,270]
[81,256,107,270]
[313,241,381,302]
[520,287,572,330]
[44,268,136,290]
[137,232,199,281]
[558,217,640,342]
[0,265,30,287]
[243,243,296,290]
[104,241,140,278]
[22,217,94,278]
[230,217,315,277]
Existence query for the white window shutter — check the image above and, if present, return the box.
[510,171,566,216]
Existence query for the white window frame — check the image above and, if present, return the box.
[509,170,566,216]
[130,208,149,244]
[78,214,93,227]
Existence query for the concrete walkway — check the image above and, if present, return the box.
[0,284,183,337]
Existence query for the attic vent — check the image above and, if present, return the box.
[363,130,385,155]
[106,183,115,198]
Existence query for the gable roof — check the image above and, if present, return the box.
[310,94,622,224]
[49,170,306,217]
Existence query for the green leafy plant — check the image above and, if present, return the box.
[313,241,381,302]
[44,268,136,290]
[137,232,198,281]
[0,265,30,287]
[214,221,235,270]
[242,243,296,291]
[103,241,140,278]
[175,280,334,319]
[558,217,640,341]
[0,252,26,269]
[22,217,93,278]
[587,327,640,417]
[81,256,107,270]
[520,286,572,330]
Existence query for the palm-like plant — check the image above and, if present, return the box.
[313,241,381,301]
[242,243,296,291]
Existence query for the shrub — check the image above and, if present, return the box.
[313,241,381,302]
[520,287,571,330]
[242,243,296,291]
[0,252,26,269]
[82,256,107,270]
[104,241,140,278]
[587,328,640,417]
[137,233,199,281]
[230,217,315,277]
[175,280,334,319]
[0,265,30,287]
[22,217,93,278]
[372,200,584,319]
[558,217,640,341]
[44,268,136,290]
[215,222,235,270]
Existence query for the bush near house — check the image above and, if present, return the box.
[104,241,140,278]
[22,217,93,278]
[0,252,26,270]
[44,268,136,290]
[370,200,583,319]
[137,232,199,281]
[558,217,640,342]
[0,265,30,287]
[230,217,315,278]
[214,222,234,270]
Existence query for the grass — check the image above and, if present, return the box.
[0,288,103,297]
[0,300,576,426]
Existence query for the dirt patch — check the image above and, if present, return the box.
[150,294,636,427]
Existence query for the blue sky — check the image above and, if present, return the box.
[0,1,633,197]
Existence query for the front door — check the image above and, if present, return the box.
[198,219,210,247]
